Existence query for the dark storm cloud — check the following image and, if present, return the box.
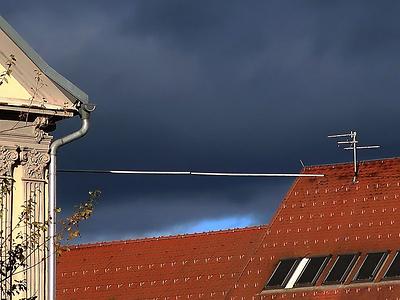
[3,1,400,241]
[74,181,288,242]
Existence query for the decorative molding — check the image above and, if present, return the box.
[0,146,18,177]
[20,148,50,180]
[33,116,49,143]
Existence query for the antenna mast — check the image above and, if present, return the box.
[328,130,380,182]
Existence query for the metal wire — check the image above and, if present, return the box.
[58,169,324,177]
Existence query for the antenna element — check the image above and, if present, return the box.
[328,131,380,182]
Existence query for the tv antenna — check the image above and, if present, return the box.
[328,130,380,182]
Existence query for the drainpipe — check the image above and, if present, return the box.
[48,103,95,300]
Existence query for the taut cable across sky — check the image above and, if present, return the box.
[58,169,325,177]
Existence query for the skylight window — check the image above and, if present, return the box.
[354,252,387,282]
[324,254,358,285]
[294,256,330,287]
[383,251,400,280]
[265,258,299,288]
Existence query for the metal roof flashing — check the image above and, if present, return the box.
[0,15,90,106]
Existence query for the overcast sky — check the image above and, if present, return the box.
[3,1,400,243]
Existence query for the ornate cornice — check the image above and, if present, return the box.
[20,148,50,180]
[0,146,18,177]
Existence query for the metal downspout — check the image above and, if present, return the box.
[48,104,94,300]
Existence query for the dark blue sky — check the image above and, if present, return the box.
[3,1,400,242]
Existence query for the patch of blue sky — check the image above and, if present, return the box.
[143,215,257,238]
[187,215,256,233]
[84,215,258,243]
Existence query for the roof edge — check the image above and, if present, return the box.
[0,15,89,104]
[65,225,268,250]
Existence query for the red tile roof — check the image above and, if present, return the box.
[231,157,400,299]
[57,225,266,300]
[57,157,400,299]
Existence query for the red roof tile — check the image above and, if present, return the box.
[57,158,400,299]
[57,226,266,299]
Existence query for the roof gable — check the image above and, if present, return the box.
[0,15,89,113]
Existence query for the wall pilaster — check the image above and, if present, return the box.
[0,146,18,300]
[0,117,52,300]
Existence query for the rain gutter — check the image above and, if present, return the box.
[48,103,95,300]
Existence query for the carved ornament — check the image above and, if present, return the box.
[20,148,50,180]
[0,146,18,177]
[33,117,49,143]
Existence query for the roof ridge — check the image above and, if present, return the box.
[66,224,268,249]
[303,156,400,171]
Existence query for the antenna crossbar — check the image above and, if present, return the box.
[328,133,355,138]
[344,145,380,150]
[337,140,357,144]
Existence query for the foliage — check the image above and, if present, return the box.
[0,184,100,300]
[0,55,16,87]
[56,190,101,252]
